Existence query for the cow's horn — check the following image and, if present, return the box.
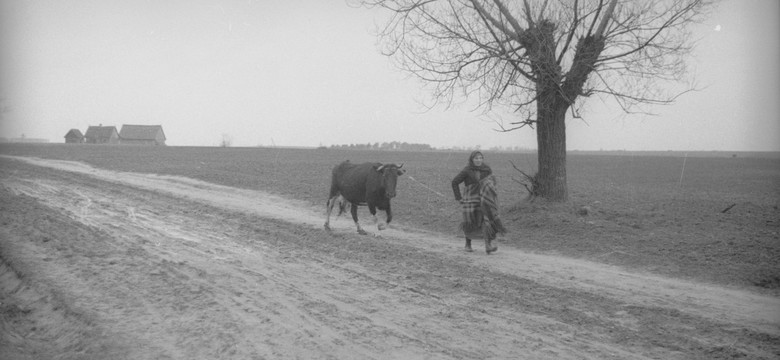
[396,163,404,168]
[376,164,385,172]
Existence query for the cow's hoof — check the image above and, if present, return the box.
[486,246,498,254]
[324,224,331,231]
[357,229,368,235]
[377,223,387,230]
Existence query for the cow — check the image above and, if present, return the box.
[324,161,405,235]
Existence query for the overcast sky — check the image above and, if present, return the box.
[1,0,778,151]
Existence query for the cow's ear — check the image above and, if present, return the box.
[397,169,406,176]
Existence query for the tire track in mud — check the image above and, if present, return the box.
[1,155,779,359]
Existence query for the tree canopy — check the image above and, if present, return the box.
[361,0,712,126]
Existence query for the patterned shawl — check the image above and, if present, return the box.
[479,175,506,239]
[460,174,506,239]
[459,180,483,234]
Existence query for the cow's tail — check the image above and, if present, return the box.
[326,194,350,217]
[336,196,350,216]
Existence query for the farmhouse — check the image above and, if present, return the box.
[119,125,166,146]
[84,125,119,144]
[64,129,84,143]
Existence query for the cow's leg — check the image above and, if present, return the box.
[385,203,393,224]
[378,203,392,230]
[368,204,382,230]
[324,195,338,231]
[351,203,367,235]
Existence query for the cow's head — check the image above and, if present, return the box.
[375,163,405,198]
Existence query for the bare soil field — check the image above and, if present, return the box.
[1,145,779,359]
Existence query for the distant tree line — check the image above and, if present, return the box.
[329,142,434,151]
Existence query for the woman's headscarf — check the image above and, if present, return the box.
[467,150,490,171]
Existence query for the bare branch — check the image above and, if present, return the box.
[537,0,549,24]
[492,0,527,38]
[593,0,618,38]
[469,0,518,41]
[521,0,534,28]
[586,0,605,37]
[510,160,539,198]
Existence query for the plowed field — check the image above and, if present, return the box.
[1,150,779,359]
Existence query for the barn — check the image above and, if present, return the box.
[84,125,120,144]
[119,125,166,146]
[64,129,84,143]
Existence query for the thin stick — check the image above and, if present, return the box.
[678,153,687,187]
[721,203,736,213]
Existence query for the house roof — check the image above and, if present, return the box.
[119,125,165,140]
[84,126,118,139]
[65,129,83,138]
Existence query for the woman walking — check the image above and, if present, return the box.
[451,151,501,254]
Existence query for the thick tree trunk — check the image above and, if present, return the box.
[527,21,569,202]
[535,95,568,201]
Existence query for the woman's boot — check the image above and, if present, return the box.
[485,237,498,254]
[464,238,474,252]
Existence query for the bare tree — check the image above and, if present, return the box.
[357,0,716,201]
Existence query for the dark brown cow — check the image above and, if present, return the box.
[324,161,405,235]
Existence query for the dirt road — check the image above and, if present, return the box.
[1,156,778,359]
